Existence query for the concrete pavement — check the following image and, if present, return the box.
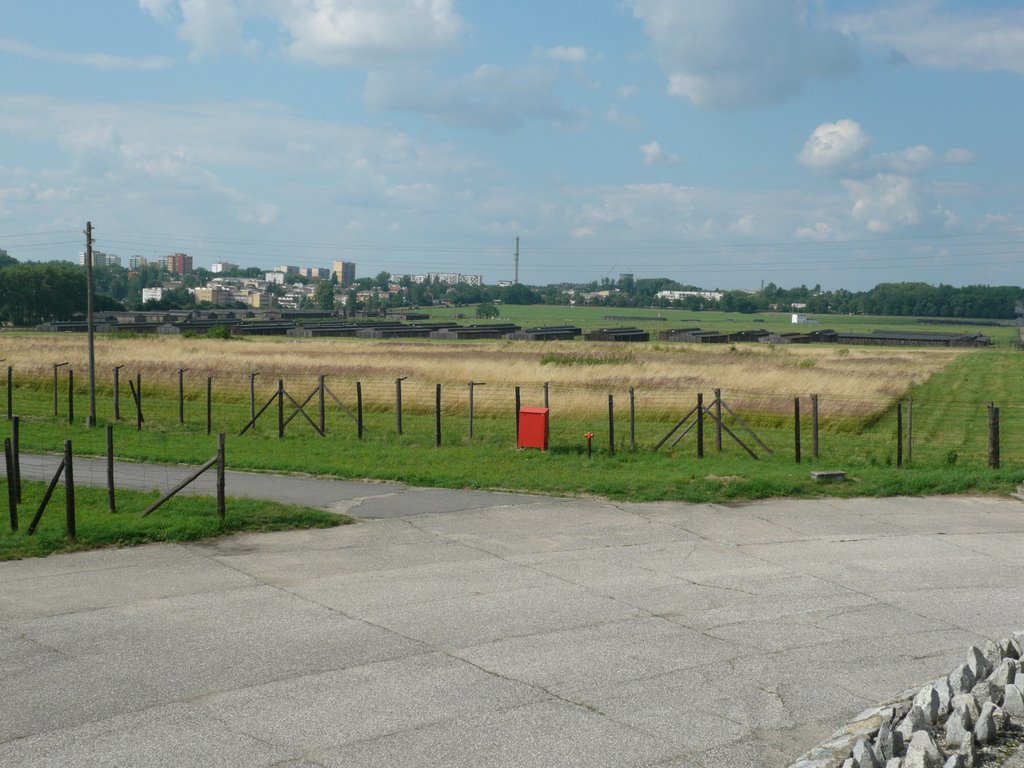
[2,460,1024,767]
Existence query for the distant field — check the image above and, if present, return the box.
[427,304,1022,345]
[0,330,959,420]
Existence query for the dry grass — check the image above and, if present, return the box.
[0,333,959,419]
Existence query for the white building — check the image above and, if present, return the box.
[264,272,285,285]
[654,290,723,302]
[211,262,238,274]
[141,287,163,303]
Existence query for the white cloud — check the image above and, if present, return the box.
[639,140,681,167]
[629,0,859,109]
[836,2,1024,74]
[944,148,977,165]
[605,107,641,131]
[0,39,171,70]
[798,119,870,174]
[730,214,756,233]
[795,222,837,240]
[878,144,935,176]
[539,46,587,63]
[141,0,464,65]
[843,174,941,233]
[365,64,568,132]
[618,85,639,99]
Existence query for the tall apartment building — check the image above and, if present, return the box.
[128,255,148,270]
[78,251,121,267]
[165,252,193,275]
[211,262,238,273]
[332,261,356,287]
[299,267,331,280]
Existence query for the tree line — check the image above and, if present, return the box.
[0,249,1019,325]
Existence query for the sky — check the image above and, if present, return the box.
[1,0,1023,291]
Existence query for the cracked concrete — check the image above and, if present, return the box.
[2,461,1024,767]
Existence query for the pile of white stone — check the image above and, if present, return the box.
[790,634,1024,768]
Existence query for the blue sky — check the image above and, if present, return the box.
[1,0,1022,290]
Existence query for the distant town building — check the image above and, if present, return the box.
[392,272,483,287]
[165,253,193,275]
[211,262,238,274]
[78,251,121,267]
[192,286,230,306]
[654,290,723,302]
[299,267,331,280]
[618,273,634,284]
[141,287,163,303]
[275,265,299,275]
[332,260,356,287]
[248,292,275,309]
[128,255,147,269]
[265,271,285,285]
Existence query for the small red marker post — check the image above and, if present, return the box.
[585,431,594,459]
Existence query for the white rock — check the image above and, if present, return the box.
[944,705,972,749]
[854,736,882,768]
[1004,684,1024,718]
[948,663,976,696]
[913,685,941,725]
[973,703,997,744]
[904,730,945,768]
[896,706,931,742]
[950,694,979,723]
[967,646,992,681]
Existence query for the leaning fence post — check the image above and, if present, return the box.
[697,393,704,459]
[106,424,116,513]
[897,401,904,468]
[64,439,76,540]
[5,437,17,531]
[811,393,819,459]
[217,432,226,521]
[608,394,615,457]
[794,397,801,464]
[12,415,21,503]
[249,372,259,423]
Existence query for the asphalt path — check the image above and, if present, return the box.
[2,456,1024,767]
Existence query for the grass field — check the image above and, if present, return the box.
[0,327,1021,507]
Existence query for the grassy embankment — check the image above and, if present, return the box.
[0,482,350,561]
[0,332,1021,507]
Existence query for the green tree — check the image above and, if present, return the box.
[313,281,336,310]
[475,301,499,319]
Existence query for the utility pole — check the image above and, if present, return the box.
[514,236,519,285]
[85,222,97,427]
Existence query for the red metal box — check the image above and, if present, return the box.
[517,407,549,451]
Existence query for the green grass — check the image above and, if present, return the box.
[2,346,1022,508]
[0,480,351,560]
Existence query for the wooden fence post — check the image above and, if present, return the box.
[907,396,913,462]
[697,393,704,459]
[206,376,212,435]
[514,386,521,437]
[106,424,116,513]
[136,373,142,431]
[217,432,226,521]
[318,375,326,434]
[178,368,188,424]
[608,394,615,457]
[68,369,74,424]
[5,437,17,531]
[435,383,441,447]
[897,401,903,468]
[714,388,722,452]
[64,439,75,540]
[794,397,801,464]
[395,377,405,436]
[629,387,636,451]
[811,393,819,459]
[113,365,123,420]
[356,382,363,440]
[277,379,284,439]
[989,403,1001,469]
[249,372,258,423]
[544,382,549,409]
[12,415,20,503]
[6,365,12,420]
